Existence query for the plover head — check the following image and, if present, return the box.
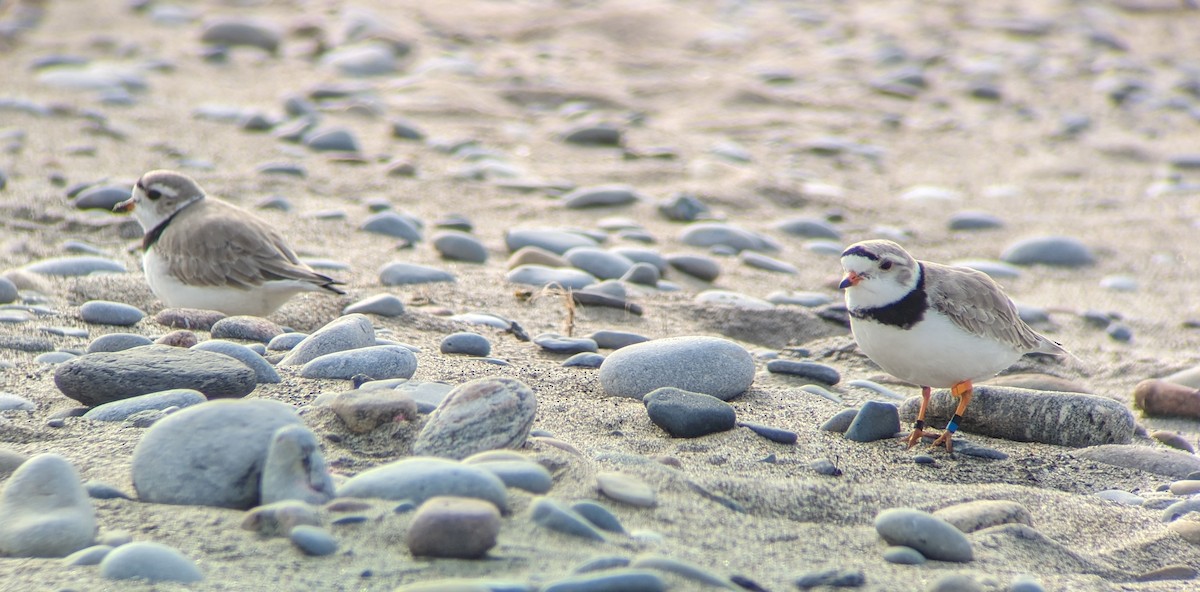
[839,239,920,308]
[113,170,206,232]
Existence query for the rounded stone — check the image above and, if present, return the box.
[54,345,257,406]
[563,352,605,368]
[440,332,491,357]
[23,256,126,277]
[261,425,335,506]
[1001,236,1095,267]
[564,247,635,280]
[530,497,605,541]
[643,387,737,438]
[0,276,16,304]
[75,185,130,211]
[765,360,840,384]
[599,336,754,401]
[304,127,360,153]
[774,217,840,239]
[665,254,720,282]
[505,228,598,255]
[337,457,509,511]
[874,508,973,563]
[289,525,338,556]
[300,345,417,380]
[595,471,655,507]
[380,262,456,285]
[561,184,642,208]
[153,308,226,331]
[86,333,153,353]
[506,265,596,290]
[200,17,280,53]
[432,230,488,263]
[82,389,205,422]
[99,541,203,583]
[210,316,282,343]
[679,222,775,253]
[191,340,280,384]
[406,496,501,559]
[131,399,302,509]
[79,300,145,326]
[413,378,537,460]
[362,211,422,243]
[844,401,901,443]
[278,314,375,366]
[343,293,406,317]
[0,454,96,557]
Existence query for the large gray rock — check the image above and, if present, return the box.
[412,378,537,460]
[1071,445,1200,479]
[131,400,302,509]
[260,425,335,505]
[337,457,509,511]
[278,314,375,366]
[0,454,96,557]
[599,336,755,401]
[54,345,257,406]
[898,386,1134,447]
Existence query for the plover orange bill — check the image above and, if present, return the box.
[838,239,1069,452]
[114,170,345,316]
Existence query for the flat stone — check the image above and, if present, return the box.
[191,340,280,384]
[1001,236,1095,267]
[774,217,841,239]
[131,399,302,509]
[300,345,417,380]
[571,501,625,533]
[23,256,125,277]
[0,392,34,411]
[899,386,1134,447]
[665,254,720,282]
[1072,445,1200,479]
[79,300,144,326]
[321,42,397,77]
[337,457,509,511]
[153,308,226,331]
[362,211,422,243]
[406,496,501,558]
[506,265,596,290]
[530,497,605,541]
[343,293,406,317]
[261,425,335,506]
[380,262,456,285]
[82,389,205,422]
[874,508,973,563]
[563,352,605,368]
[241,500,322,537]
[440,332,491,357]
[643,387,737,438]
[541,569,666,592]
[596,471,655,507]
[87,333,153,353]
[505,228,598,255]
[74,185,129,211]
[679,222,776,252]
[99,541,203,583]
[290,525,338,556]
[209,316,282,343]
[933,500,1033,533]
[468,460,552,493]
[200,17,280,54]
[278,314,375,366]
[599,336,754,401]
[413,377,537,460]
[561,184,642,208]
[304,127,360,153]
[433,231,488,263]
[0,454,96,557]
[54,345,257,406]
[765,360,840,384]
[564,247,635,280]
[533,333,598,354]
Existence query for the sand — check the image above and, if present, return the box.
[2,0,1200,590]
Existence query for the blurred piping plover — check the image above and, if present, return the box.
[838,239,1068,452]
[114,170,345,316]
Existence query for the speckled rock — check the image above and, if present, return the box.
[54,345,257,406]
[413,378,536,460]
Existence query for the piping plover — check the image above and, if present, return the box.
[114,170,345,316]
[839,239,1068,452]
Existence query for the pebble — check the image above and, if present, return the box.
[433,230,488,263]
[210,316,282,343]
[882,545,926,565]
[23,256,125,276]
[468,460,552,493]
[898,386,1134,447]
[611,248,668,274]
[563,352,605,368]
[1095,490,1145,506]
[84,481,132,500]
[596,471,655,507]
[413,377,537,460]
[155,330,198,347]
[380,262,456,285]
[643,387,737,438]
[191,340,280,383]
[843,401,901,442]
[506,265,596,289]
[621,263,660,286]
[874,508,973,563]
[1168,480,1200,495]
[665,254,721,282]
[587,330,648,350]
[321,42,397,77]
[54,345,256,406]
[440,332,491,357]
[774,217,840,239]
[738,421,798,444]
[948,211,1005,230]
[0,277,16,304]
[1106,323,1133,342]
[131,399,302,509]
[932,500,1032,533]
[630,554,734,589]
[1162,499,1200,522]
[508,245,570,269]
[343,293,406,317]
[564,247,635,279]
[0,309,31,324]
[0,392,34,411]
[794,568,865,589]
[679,222,776,253]
[406,496,501,558]
[289,525,338,556]
[694,290,774,310]
[1133,379,1200,419]
[529,497,605,541]
[658,193,711,222]
[574,555,632,573]
[35,352,77,364]
[1072,445,1200,479]
[533,333,598,354]
[561,184,643,208]
[1000,236,1096,267]
[541,569,666,592]
[740,251,798,274]
[304,127,360,153]
[953,259,1022,279]
[599,336,754,401]
[0,447,29,479]
[82,331,149,350]
[153,308,226,331]
[324,388,418,433]
[261,425,335,505]
[571,501,625,533]
[1151,431,1194,453]
[99,541,203,583]
[267,332,308,351]
[506,228,599,255]
[337,457,509,511]
[63,545,113,566]
[279,314,375,366]
[766,360,840,384]
[1100,275,1138,292]
[79,300,144,326]
[362,211,423,243]
[0,454,96,557]
[929,574,982,592]
[561,124,623,147]
[200,16,279,53]
[1135,565,1197,582]
[845,379,906,400]
[73,185,129,211]
[300,344,417,380]
[82,389,205,422]
[241,500,322,537]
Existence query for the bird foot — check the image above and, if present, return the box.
[904,428,926,449]
[931,431,955,453]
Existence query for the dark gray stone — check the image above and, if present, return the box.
[79,301,144,326]
[440,332,491,357]
[643,387,736,438]
[432,230,488,263]
[765,360,840,384]
[54,345,257,406]
[845,401,900,442]
[86,333,153,353]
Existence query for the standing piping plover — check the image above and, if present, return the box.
[838,239,1068,452]
[114,170,345,317]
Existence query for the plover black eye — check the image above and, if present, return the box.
[147,188,162,201]
[880,260,893,270]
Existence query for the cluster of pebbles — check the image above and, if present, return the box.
[3,0,1200,591]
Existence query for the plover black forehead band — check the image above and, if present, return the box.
[841,245,879,260]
